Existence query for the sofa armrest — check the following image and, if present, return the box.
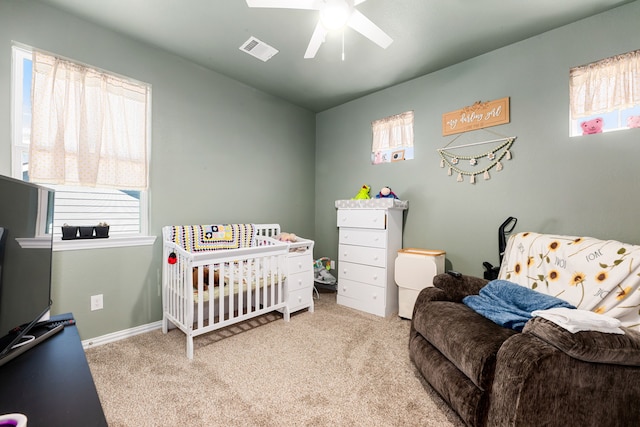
[487,331,640,426]
[523,317,640,365]
[412,286,449,316]
[432,273,488,303]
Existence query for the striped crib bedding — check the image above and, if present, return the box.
[168,224,256,252]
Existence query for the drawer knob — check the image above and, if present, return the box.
[298,296,302,302]
[372,294,377,299]
[373,275,378,280]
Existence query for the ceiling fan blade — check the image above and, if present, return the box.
[347,9,392,49]
[245,0,320,10]
[353,0,367,5]
[304,22,327,59]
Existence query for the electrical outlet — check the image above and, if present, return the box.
[330,260,335,270]
[91,294,103,311]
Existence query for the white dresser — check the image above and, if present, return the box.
[335,199,408,317]
[285,237,315,314]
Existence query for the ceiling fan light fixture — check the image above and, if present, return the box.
[245,0,391,59]
[319,0,352,31]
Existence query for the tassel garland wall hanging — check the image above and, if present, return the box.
[437,133,516,184]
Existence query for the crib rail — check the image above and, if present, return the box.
[255,224,281,238]
[162,224,288,359]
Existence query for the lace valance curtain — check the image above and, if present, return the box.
[570,49,640,119]
[29,51,149,190]
[371,111,414,152]
[371,111,414,164]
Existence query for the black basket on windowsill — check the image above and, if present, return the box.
[94,225,110,238]
[61,226,78,240]
[78,226,94,238]
[61,225,110,240]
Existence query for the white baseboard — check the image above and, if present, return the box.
[82,320,163,350]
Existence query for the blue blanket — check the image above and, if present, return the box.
[463,280,575,331]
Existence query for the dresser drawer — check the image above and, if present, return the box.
[287,254,313,274]
[337,209,386,230]
[288,287,314,311]
[339,228,386,248]
[338,244,386,268]
[337,279,386,315]
[338,261,386,288]
[287,271,313,291]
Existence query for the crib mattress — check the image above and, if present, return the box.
[193,275,283,303]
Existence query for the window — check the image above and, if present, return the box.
[569,49,640,136]
[11,45,152,247]
[371,111,414,164]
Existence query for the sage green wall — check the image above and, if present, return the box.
[0,0,316,339]
[315,1,640,277]
[2,0,639,341]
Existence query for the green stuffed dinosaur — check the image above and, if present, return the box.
[352,184,371,200]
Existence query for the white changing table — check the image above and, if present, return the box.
[285,237,315,314]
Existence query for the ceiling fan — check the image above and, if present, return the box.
[245,0,393,59]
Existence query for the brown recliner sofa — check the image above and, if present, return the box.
[409,232,640,427]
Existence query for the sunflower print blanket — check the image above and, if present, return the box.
[498,232,640,331]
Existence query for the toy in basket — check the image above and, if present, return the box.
[314,257,336,285]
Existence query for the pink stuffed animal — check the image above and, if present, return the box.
[581,118,604,135]
[627,115,640,128]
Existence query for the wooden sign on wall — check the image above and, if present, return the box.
[442,97,510,136]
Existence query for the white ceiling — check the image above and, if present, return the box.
[35,0,634,112]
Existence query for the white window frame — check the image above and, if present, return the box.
[569,50,640,137]
[11,46,30,180]
[11,44,155,250]
[371,111,415,164]
[569,107,640,137]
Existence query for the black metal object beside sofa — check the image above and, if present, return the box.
[409,272,640,426]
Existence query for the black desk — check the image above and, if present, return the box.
[0,314,107,427]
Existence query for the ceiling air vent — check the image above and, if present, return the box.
[239,37,279,62]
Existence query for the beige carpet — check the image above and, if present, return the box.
[85,292,464,427]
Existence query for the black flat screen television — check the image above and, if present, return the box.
[0,173,55,364]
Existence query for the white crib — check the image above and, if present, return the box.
[162,224,289,359]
